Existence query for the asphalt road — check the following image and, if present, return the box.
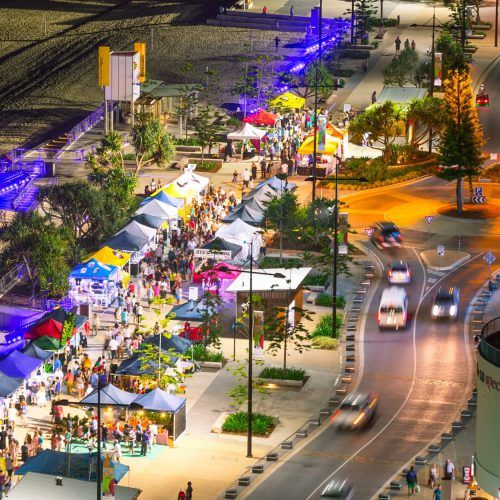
[243,176,498,499]
[478,56,500,155]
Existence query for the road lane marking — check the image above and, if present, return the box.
[427,277,438,283]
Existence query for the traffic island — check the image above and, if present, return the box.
[420,249,471,271]
[437,203,500,219]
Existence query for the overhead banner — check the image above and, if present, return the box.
[253,310,265,357]
[102,451,115,498]
[338,212,348,255]
[317,114,327,153]
[434,52,442,87]
[134,42,146,83]
[98,46,111,87]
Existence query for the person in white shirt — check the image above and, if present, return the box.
[113,440,122,462]
[241,168,251,189]
[7,405,17,428]
[108,338,118,360]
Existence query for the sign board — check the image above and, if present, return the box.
[104,51,141,103]
[338,244,348,255]
[483,252,496,265]
[194,248,233,261]
[490,153,497,160]
[343,104,351,113]
[474,186,483,196]
[434,52,443,86]
[462,466,471,485]
[364,228,374,238]
[98,46,110,87]
[472,195,486,204]
[188,286,198,301]
[479,178,491,183]
[437,245,445,257]
[134,42,146,83]
[317,114,327,153]
[424,216,434,225]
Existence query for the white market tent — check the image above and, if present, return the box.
[135,198,178,219]
[116,220,157,242]
[227,123,266,141]
[215,218,262,261]
[176,170,210,191]
[227,267,312,293]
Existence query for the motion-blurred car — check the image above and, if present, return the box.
[378,286,408,330]
[431,287,460,320]
[321,479,355,499]
[370,222,402,249]
[331,392,378,430]
[388,261,411,284]
[476,93,490,107]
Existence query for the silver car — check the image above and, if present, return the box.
[388,261,411,284]
[431,287,459,319]
[331,392,378,430]
[322,479,355,498]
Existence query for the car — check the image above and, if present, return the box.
[476,93,490,107]
[331,392,378,430]
[370,222,402,249]
[431,286,460,320]
[378,286,409,330]
[388,261,411,284]
[321,479,355,498]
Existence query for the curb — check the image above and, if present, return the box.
[419,251,471,271]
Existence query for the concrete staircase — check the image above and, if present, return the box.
[207,10,311,32]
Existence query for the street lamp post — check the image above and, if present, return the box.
[496,0,499,47]
[429,7,436,153]
[247,239,254,458]
[331,160,340,334]
[312,0,323,206]
[461,0,467,49]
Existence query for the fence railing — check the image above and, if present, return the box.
[11,176,36,211]
[66,102,112,146]
[0,264,26,296]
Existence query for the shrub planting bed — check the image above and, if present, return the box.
[222,412,277,436]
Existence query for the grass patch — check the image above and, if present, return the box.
[259,256,302,268]
[260,366,306,381]
[312,314,342,338]
[222,411,276,436]
[312,336,339,350]
[191,344,224,362]
[191,161,221,172]
[315,293,345,309]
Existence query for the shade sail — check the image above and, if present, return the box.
[222,204,264,226]
[269,92,305,109]
[84,246,130,267]
[142,333,192,355]
[202,237,242,259]
[16,450,129,483]
[116,220,157,242]
[131,388,185,413]
[22,343,53,361]
[298,132,342,155]
[105,231,149,252]
[70,258,119,281]
[132,213,164,229]
[170,299,214,322]
[140,190,185,208]
[79,383,137,406]
[0,373,24,397]
[0,350,42,379]
[242,109,278,126]
[227,123,266,141]
[135,198,178,219]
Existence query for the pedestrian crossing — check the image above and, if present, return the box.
[425,268,447,292]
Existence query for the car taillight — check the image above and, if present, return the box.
[353,412,365,426]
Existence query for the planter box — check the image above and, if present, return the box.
[211,412,229,433]
[467,33,485,39]
[464,46,477,53]
[175,145,202,153]
[199,360,223,370]
[345,44,375,50]
[472,24,491,30]
[256,377,306,387]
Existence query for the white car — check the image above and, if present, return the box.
[388,261,411,284]
[322,479,355,498]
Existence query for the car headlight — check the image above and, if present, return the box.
[432,305,439,316]
[449,305,457,316]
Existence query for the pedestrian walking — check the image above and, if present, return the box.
[241,168,251,190]
[404,38,410,51]
[411,39,416,51]
[432,484,442,500]
[113,440,122,463]
[260,157,266,178]
[396,14,400,26]
[186,481,193,500]
[290,5,294,17]
[140,430,149,456]
[406,466,418,496]
[262,5,268,14]
[251,161,257,180]
[371,91,377,104]
[395,36,401,54]
[429,463,438,488]
[444,458,455,480]
[92,313,100,336]
[362,60,368,73]
[274,35,281,52]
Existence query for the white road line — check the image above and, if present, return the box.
[428,270,445,277]
[427,277,438,283]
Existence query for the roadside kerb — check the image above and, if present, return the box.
[419,250,471,271]
[220,258,378,499]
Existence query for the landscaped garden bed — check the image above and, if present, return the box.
[221,411,277,437]
[257,366,308,387]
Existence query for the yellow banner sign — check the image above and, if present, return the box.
[98,46,110,87]
[134,42,146,83]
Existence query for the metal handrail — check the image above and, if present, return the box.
[10,176,36,210]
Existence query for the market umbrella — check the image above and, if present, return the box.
[298,132,342,155]
[0,350,42,379]
[269,92,305,110]
[242,109,278,126]
[132,214,164,229]
[131,388,186,413]
[79,383,136,407]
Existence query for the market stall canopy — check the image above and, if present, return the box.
[16,451,129,482]
[116,220,157,242]
[31,336,61,351]
[260,176,297,192]
[170,299,214,322]
[79,383,137,407]
[244,183,280,202]
[163,171,209,199]
[115,354,162,376]
[242,196,269,213]
[105,231,149,253]
[227,123,266,141]
[227,267,313,293]
[0,373,24,397]
[222,204,264,226]
[140,190,185,208]
[84,246,130,267]
[198,262,241,281]
[269,92,305,110]
[22,343,53,361]
[135,198,178,220]
[306,123,347,140]
[142,333,192,355]
[131,213,164,229]
[202,237,242,259]
[131,388,186,413]
[69,259,119,281]
[26,308,86,342]
[298,132,342,155]
[242,109,278,126]
[0,350,42,379]
[215,218,262,259]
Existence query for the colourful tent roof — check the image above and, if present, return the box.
[31,336,61,351]
[84,246,130,267]
[0,350,42,379]
[306,123,347,140]
[242,109,278,126]
[269,92,305,110]
[140,190,185,208]
[26,318,63,341]
[199,262,241,281]
[131,388,185,413]
[80,383,137,407]
[298,132,342,155]
[0,373,24,397]
[70,258,119,281]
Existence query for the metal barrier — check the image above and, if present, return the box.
[480,317,500,366]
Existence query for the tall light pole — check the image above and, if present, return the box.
[495,0,499,47]
[312,0,323,206]
[429,7,436,153]
[331,160,339,335]
[247,239,254,458]
[461,0,467,49]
